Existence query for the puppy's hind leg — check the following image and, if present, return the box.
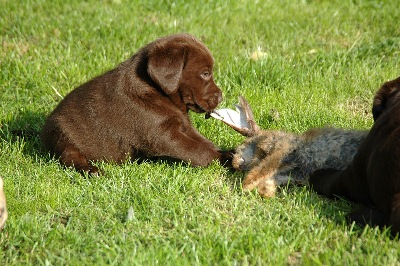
[59,144,99,175]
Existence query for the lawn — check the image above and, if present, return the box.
[1,0,400,264]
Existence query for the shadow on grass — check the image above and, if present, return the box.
[1,109,238,173]
[298,184,394,238]
[233,177,393,238]
[0,109,48,160]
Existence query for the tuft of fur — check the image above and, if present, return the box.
[0,176,7,230]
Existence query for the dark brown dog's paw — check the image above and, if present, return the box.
[347,206,387,229]
[309,168,339,195]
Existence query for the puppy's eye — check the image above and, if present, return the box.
[201,71,211,79]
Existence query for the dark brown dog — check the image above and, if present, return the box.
[310,76,400,235]
[41,33,232,174]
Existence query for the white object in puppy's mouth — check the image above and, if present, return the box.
[209,104,250,130]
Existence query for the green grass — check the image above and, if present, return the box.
[1,0,400,264]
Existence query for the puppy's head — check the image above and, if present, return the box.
[147,33,222,113]
[372,76,400,121]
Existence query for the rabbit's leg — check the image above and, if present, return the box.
[243,160,292,198]
[242,167,278,198]
[253,176,278,198]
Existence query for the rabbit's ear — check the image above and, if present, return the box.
[210,96,261,137]
[238,96,261,136]
[372,76,400,121]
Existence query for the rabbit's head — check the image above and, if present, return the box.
[233,131,295,171]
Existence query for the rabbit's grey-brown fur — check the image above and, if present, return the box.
[231,100,367,198]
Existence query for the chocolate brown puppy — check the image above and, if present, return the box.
[41,33,232,174]
[310,76,400,235]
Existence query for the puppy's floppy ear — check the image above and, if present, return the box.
[147,45,185,95]
[372,85,386,121]
[372,76,400,121]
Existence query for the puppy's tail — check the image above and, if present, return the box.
[389,193,400,236]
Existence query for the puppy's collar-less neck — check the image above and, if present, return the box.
[168,93,187,113]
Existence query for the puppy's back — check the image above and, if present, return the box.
[40,64,135,162]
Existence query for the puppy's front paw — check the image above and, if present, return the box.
[218,150,234,168]
[77,165,101,176]
[242,171,263,191]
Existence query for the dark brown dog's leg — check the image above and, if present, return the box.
[59,145,99,175]
[349,193,400,236]
[310,167,392,230]
[309,167,371,203]
[347,206,387,229]
[309,168,341,198]
[389,193,400,236]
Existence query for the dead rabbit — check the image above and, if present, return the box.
[210,96,367,198]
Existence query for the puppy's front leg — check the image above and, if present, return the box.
[153,125,229,167]
[182,126,234,167]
